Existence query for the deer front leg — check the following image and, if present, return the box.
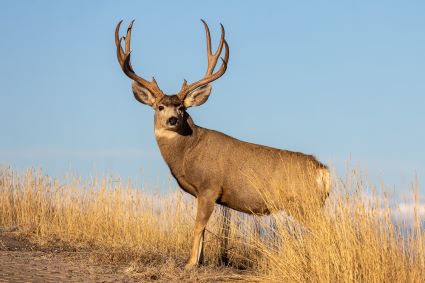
[185,195,215,270]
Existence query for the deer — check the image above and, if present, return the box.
[115,19,331,270]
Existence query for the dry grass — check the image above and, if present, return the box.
[0,166,424,282]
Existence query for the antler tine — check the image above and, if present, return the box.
[209,23,225,74]
[123,20,136,72]
[222,39,230,65]
[201,19,212,57]
[125,20,134,54]
[178,21,230,100]
[115,20,165,100]
[216,24,225,56]
[202,20,225,76]
[115,20,125,66]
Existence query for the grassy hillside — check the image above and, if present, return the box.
[0,166,423,282]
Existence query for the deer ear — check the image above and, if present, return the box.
[131,81,157,106]
[183,84,212,108]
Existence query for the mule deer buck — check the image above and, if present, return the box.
[115,20,330,269]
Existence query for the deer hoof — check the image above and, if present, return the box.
[184,262,197,270]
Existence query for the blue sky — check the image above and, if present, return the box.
[1,1,424,194]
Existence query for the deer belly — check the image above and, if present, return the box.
[217,186,271,215]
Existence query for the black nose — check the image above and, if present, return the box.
[168,116,178,126]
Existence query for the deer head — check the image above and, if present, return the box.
[115,20,229,135]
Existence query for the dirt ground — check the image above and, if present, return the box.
[0,231,140,282]
[0,229,243,283]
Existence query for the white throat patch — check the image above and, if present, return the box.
[155,128,179,139]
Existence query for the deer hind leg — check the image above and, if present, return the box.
[219,206,231,266]
[185,195,215,270]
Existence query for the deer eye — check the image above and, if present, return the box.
[158,106,164,111]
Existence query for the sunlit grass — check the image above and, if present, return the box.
[0,166,424,282]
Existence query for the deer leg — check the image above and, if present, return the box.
[219,206,231,266]
[185,195,215,270]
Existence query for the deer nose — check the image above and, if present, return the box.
[168,116,178,126]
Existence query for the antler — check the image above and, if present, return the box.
[115,20,165,100]
[177,20,229,100]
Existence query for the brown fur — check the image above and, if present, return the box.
[155,108,329,216]
[115,20,330,269]
[152,97,330,269]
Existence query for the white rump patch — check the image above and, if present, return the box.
[316,169,331,193]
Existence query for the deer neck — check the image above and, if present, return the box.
[154,114,199,172]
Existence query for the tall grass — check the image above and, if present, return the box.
[248,169,425,282]
[0,166,424,282]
